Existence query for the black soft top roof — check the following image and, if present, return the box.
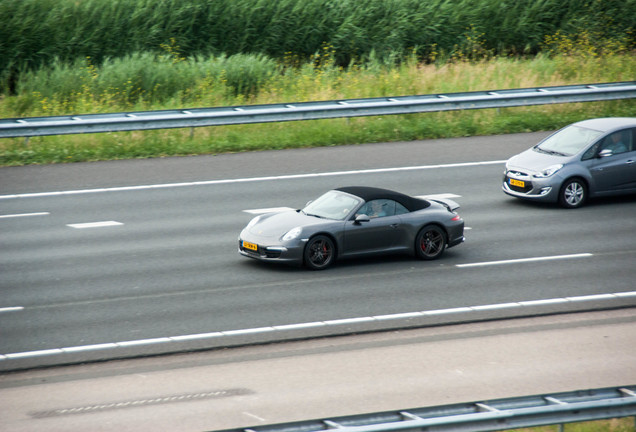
[335,186,430,212]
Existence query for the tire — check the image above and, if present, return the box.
[558,178,587,209]
[304,235,335,270]
[415,225,447,260]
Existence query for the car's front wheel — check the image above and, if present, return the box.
[304,235,335,270]
[415,225,447,260]
[558,178,587,209]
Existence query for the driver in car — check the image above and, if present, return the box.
[603,132,628,154]
[361,200,387,218]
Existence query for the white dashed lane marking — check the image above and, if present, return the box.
[243,194,463,214]
[0,307,24,313]
[415,193,461,200]
[456,253,593,268]
[243,207,295,214]
[0,212,50,219]
[66,221,124,229]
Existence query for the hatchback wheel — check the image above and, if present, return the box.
[415,225,447,260]
[304,235,335,270]
[559,178,587,209]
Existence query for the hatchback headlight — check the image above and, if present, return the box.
[281,227,302,242]
[533,164,563,178]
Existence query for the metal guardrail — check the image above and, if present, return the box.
[215,386,636,432]
[1,82,634,138]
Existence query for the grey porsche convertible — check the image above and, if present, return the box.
[238,186,464,270]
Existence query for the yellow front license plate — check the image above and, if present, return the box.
[242,241,258,251]
[509,178,525,188]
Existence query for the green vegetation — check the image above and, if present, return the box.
[0,0,634,166]
[2,0,633,83]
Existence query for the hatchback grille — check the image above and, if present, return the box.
[505,175,533,193]
[508,169,527,177]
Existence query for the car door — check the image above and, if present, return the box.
[588,128,636,193]
[342,199,405,255]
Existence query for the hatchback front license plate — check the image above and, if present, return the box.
[242,241,258,251]
[509,178,525,188]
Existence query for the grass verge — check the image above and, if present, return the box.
[509,417,635,431]
[1,53,634,166]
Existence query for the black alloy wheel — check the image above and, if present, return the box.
[415,225,447,260]
[304,235,335,270]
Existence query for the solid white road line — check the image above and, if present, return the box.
[3,290,634,361]
[455,253,593,268]
[0,212,50,219]
[0,160,505,200]
[66,221,123,229]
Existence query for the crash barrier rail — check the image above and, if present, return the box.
[215,386,636,432]
[1,81,635,139]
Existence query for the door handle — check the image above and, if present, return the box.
[390,223,399,228]
[627,160,635,164]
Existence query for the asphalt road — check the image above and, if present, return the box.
[1,132,636,369]
[1,309,635,432]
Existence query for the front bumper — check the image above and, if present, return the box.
[502,171,559,203]
[238,238,306,266]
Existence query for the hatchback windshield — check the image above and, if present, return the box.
[536,125,603,156]
[303,190,361,220]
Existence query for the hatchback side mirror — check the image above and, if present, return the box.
[598,149,613,158]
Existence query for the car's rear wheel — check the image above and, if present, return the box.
[415,225,447,260]
[559,178,587,209]
[304,235,335,270]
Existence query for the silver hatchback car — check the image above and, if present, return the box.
[503,117,636,208]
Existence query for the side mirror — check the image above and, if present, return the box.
[354,214,370,224]
[598,149,613,158]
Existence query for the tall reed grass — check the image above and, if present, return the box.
[1,0,633,91]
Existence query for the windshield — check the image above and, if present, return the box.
[303,190,362,221]
[536,125,603,156]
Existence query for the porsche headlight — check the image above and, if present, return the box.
[533,164,563,178]
[281,227,302,242]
